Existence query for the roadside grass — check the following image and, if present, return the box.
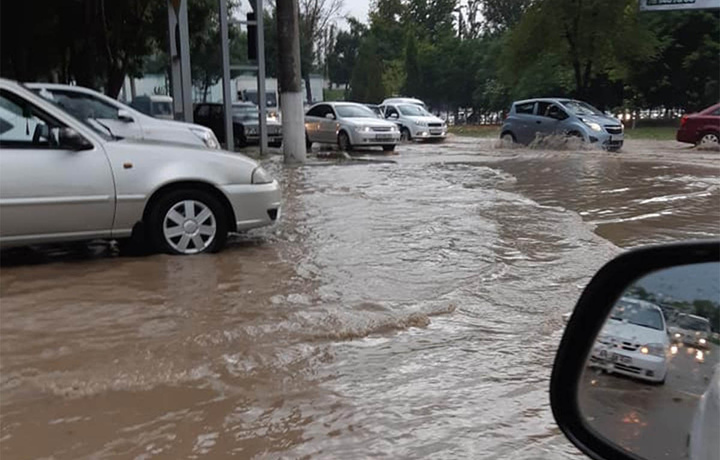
[623,126,677,141]
[448,125,501,138]
[449,125,679,141]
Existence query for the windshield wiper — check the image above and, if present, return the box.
[90,118,119,140]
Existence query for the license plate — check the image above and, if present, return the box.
[610,135,622,142]
[375,134,392,140]
[598,349,631,364]
[430,130,443,135]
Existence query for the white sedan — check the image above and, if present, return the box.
[27,83,221,150]
[589,297,670,384]
[0,78,280,255]
[305,102,401,152]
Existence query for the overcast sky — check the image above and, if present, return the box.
[344,0,370,23]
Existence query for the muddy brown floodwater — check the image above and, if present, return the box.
[1,138,719,459]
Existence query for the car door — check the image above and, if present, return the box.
[0,88,115,244]
[319,105,339,143]
[384,105,402,128]
[304,105,325,142]
[39,88,144,140]
[532,102,561,138]
[512,101,536,144]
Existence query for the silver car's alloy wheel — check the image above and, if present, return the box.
[163,200,216,254]
[699,133,719,145]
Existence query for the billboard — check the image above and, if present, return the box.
[640,0,720,11]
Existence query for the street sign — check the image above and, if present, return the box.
[639,0,720,11]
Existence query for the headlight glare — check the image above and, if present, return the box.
[585,121,602,132]
[640,343,665,357]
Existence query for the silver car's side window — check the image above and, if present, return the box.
[0,90,63,149]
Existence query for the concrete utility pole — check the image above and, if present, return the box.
[277,0,305,164]
[218,0,234,149]
[167,0,193,122]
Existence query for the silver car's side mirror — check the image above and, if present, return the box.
[389,113,398,119]
[551,241,720,460]
[117,109,134,123]
[325,113,335,120]
[58,127,93,151]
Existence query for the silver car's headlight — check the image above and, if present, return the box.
[639,343,666,357]
[584,121,602,132]
[354,125,372,133]
[190,127,220,149]
[251,166,274,184]
[389,125,399,132]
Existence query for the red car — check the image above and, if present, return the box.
[676,103,720,145]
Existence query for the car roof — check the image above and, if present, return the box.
[686,314,710,322]
[513,98,571,105]
[383,97,425,105]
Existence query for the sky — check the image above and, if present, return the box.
[343,0,370,23]
[635,262,720,304]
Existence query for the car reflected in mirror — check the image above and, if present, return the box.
[578,262,719,460]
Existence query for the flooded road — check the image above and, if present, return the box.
[1,138,719,459]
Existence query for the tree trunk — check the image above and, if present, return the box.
[105,64,125,98]
[305,74,312,103]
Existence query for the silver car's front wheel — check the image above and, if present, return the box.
[163,200,216,254]
[149,189,228,255]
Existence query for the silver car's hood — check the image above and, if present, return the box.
[342,117,398,128]
[110,138,259,168]
[142,116,214,132]
[404,115,444,124]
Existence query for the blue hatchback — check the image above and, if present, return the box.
[500,98,624,151]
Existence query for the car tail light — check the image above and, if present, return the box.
[680,115,688,127]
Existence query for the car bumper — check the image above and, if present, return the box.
[588,132,624,150]
[588,346,667,383]
[245,133,283,145]
[411,126,447,140]
[350,131,401,145]
[219,180,282,232]
[676,128,695,144]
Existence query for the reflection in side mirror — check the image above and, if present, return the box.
[580,262,719,460]
[58,127,93,151]
[117,109,134,122]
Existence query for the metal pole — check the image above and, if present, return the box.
[256,0,268,154]
[277,0,305,163]
[218,0,234,150]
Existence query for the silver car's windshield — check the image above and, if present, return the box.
[335,105,377,118]
[32,88,115,141]
[561,100,604,116]
[610,300,664,330]
[398,104,431,117]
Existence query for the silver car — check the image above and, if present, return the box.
[305,102,401,152]
[0,78,281,255]
[27,83,221,150]
[500,98,624,151]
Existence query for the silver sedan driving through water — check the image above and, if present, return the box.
[305,102,401,152]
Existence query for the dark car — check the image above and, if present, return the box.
[193,102,282,148]
[676,103,720,146]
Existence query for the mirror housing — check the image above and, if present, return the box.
[58,127,93,151]
[388,113,399,119]
[550,241,720,460]
[117,109,134,122]
[325,113,335,120]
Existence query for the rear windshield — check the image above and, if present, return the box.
[611,300,664,331]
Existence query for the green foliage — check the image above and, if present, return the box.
[349,37,386,102]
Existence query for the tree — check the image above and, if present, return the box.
[328,18,366,89]
[403,33,422,97]
[299,0,344,101]
[349,37,385,102]
[501,0,658,104]
[480,0,530,34]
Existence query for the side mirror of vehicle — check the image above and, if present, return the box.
[551,241,719,460]
[325,113,335,120]
[388,113,399,119]
[58,127,93,151]
[117,109,134,123]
